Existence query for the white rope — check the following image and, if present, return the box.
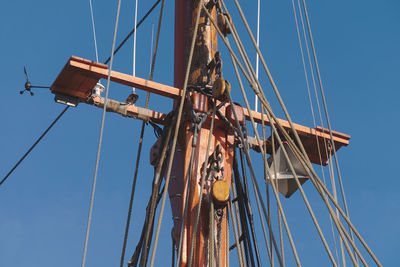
[254,0,260,129]
[149,24,154,75]
[89,0,99,62]
[81,0,123,266]
[132,0,139,93]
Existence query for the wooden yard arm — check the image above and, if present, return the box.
[50,56,350,165]
[90,96,167,125]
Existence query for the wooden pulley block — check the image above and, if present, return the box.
[217,13,232,35]
[212,180,230,205]
[212,77,231,100]
[125,92,139,105]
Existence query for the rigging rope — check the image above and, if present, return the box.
[260,106,274,267]
[270,133,285,266]
[328,151,346,266]
[238,147,263,267]
[227,28,287,267]
[207,4,298,264]
[149,1,204,265]
[299,0,355,256]
[103,0,161,64]
[223,6,338,263]
[226,88,282,267]
[208,3,353,264]
[187,102,217,267]
[3,0,156,189]
[89,0,99,62]
[119,0,165,265]
[233,154,257,267]
[289,0,340,264]
[219,6,348,264]
[130,112,175,267]
[132,0,139,93]
[231,178,247,266]
[175,106,210,266]
[295,0,332,174]
[1,0,159,188]
[81,0,122,265]
[208,21,286,264]
[289,0,359,263]
[149,24,155,75]
[229,197,245,267]
[8,1,381,265]
[258,90,380,265]
[0,106,69,186]
[254,0,260,128]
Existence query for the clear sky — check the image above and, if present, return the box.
[1,0,399,266]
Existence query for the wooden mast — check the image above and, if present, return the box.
[48,3,351,264]
[173,0,232,265]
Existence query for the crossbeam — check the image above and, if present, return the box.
[50,56,350,165]
[51,56,181,101]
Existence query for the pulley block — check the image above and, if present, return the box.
[212,77,231,100]
[125,92,139,105]
[212,180,230,204]
[217,13,232,35]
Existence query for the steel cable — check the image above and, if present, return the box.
[89,0,99,62]
[210,1,380,265]
[299,0,356,260]
[148,1,204,265]
[226,85,283,266]
[270,133,285,266]
[259,97,378,265]
[255,107,276,267]
[208,19,287,262]
[281,139,374,266]
[229,0,314,169]
[214,4,347,264]
[0,106,69,186]
[238,148,265,267]
[203,5,298,264]
[230,0,375,261]
[131,0,139,94]
[212,5,343,265]
[289,0,341,263]
[133,113,176,267]
[226,16,338,262]
[119,0,165,265]
[251,92,364,265]
[174,135,197,267]
[233,155,257,267]
[187,102,217,266]
[1,0,159,188]
[231,176,247,267]
[103,0,161,64]
[175,100,212,267]
[229,197,245,267]
[209,197,215,267]
[260,105,274,267]
[254,0,260,125]
[293,4,345,261]
[81,0,122,265]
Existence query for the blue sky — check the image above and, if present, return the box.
[1,0,399,266]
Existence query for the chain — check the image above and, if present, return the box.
[215,208,224,265]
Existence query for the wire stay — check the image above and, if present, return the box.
[0,106,69,186]
[81,0,123,265]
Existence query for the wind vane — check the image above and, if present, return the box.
[21,66,50,96]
